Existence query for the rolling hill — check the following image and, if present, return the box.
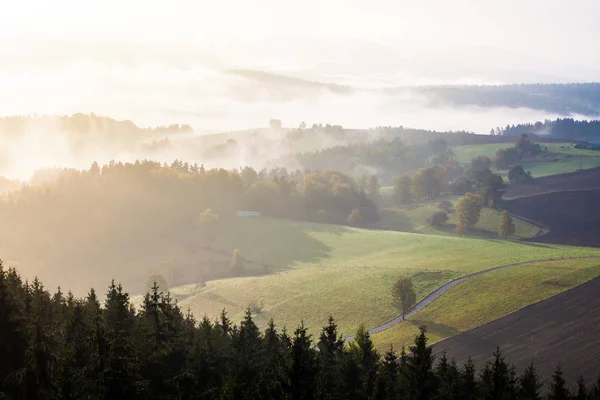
[432,276,600,388]
[165,217,600,337]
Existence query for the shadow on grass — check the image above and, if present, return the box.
[410,319,461,339]
[516,241,555,249]
[217,217,346,268]
[378,209,415,233]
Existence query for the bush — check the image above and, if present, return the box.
[347,209,363,226]
[428,211,449,228]
[248,299,265,314]
[438,200,454,213]
[508,165,533,183]
[449,177,474,195]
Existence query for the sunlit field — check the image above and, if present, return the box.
[164,217,600,336]
[371,257,600,351]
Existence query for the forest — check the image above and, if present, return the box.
[0,263,598,400]
[0,161,378,293]
[412,83,600,116]
[494,118,600,141]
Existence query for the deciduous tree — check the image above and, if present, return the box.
[498,211,516,239]
[393,175,413,205]
[455,193,482,236]
[392,276,417,320]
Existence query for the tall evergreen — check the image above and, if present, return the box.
[289,323,318,400]
[347,324,379,399]
[408,325,435,400]
[435,351,462,400]
[479,347,517,400]
[372,346,401,400]
[0,262,595,400]
[518,362,542,400]
[316,316,345,400]
[548,365,570,400]
[0,262,28,397]
[574,376,588,400]
[461,357,477,400]
[102,281,140,399]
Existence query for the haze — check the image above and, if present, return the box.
[1,0,600,180]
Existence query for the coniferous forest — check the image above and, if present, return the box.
[1,261,599,400]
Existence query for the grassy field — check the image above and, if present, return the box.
[166,217,600,337]
[452,142,600,179]
[379,197,539,238]
[371,258,600,351]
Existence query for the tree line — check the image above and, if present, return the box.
[1,262,599,400]
[494,118,600,141]
[0,161,379,293]
[418,83,600,117]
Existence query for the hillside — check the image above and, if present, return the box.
[432,276,600,388]
[371,258,600,350]
[379,196,539,239]
[173,219,600,336]
[453,142,600,180]
[502,165,600,198]
[503,189,600,247]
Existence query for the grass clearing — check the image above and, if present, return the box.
[379,197,539,238]
[371,258,600,351]
[452,142,600,179]
[170,217,600,336]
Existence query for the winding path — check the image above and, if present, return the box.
[342,255,600,341]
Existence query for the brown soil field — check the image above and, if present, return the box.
[433,276,600,389]
[502,189,600,247]
[503,166,600,199]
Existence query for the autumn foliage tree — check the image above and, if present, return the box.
[392,276,417,320]
[455,193,483,236]
[498,211,516,239]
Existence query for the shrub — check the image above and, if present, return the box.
[248,299,265,314]
[347,209,362,226]
[449,177,474,195]
[428,211,449,228]
[438,200,454,213]
[508,165,533,183]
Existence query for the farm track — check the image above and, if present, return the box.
[343,255,600,341]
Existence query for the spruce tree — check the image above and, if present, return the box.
[461,357,477,400]
[347,324,379,399]
[408,325,435,400]
[316,316,345,400]
[588,377,600,400]
[289,323,318,400]
[103,281,140,399]
[372,346,401,400]
[0,262,28,397]
[436,351,462,400]
[518,362,542,400]
[548,365,570,400]
[574,376,588,400]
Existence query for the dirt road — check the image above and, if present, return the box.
[343,255,600,341]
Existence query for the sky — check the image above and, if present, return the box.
[1,0,599,129]
[1,0,600,180]
[2,0,600,68]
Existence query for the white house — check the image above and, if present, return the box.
[236,211,261,217]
